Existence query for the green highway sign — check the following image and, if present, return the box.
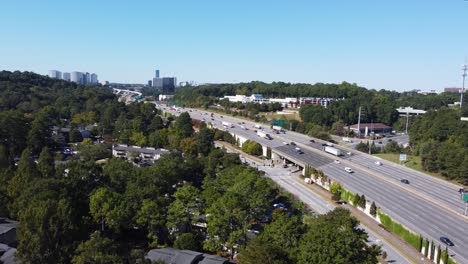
[464,193,468,202]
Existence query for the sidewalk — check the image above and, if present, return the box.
[299,179,432,264]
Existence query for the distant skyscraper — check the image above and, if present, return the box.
[71,71,84,84]
[62,72,71,81]
[148,80,152,87]
[153,77,163,90]
[48,70,61,79]
[162,77,177,94]
[91,73,98,84]
[155,69,160,78]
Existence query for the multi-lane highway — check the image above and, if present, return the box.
[157,104,468,263]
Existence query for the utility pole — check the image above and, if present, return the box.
[405,110,410,135]
[461,63,467,108]
[357,107,361,138]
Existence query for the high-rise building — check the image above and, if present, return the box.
[155,69,160,78]
[71,71,84,84]
[91,73,98,84]
[48,70,62,79]
[153,77,163,90]
[62,72,71,81]
[162,77,177,93]
[148,80,152,87]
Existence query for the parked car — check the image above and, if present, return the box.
[440,237,454,246]
[400,179,410,184]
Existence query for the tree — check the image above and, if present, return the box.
[167,185,201,234]
[173,233,202,251]
[71,231,123,264]
[17,199,79,264]
[436,245,441,263]
[330,182,343,201]
[370,202,377,217]
[89,188,128,232]
[37,147,55,177]
[69,128,84,143]
[173,112,194,139]
[297,208,380,264]
[130,131,147,146]
[195,127,214,156]
[359,194,366,209]
[136,199,165,247]
[238,238,290,264]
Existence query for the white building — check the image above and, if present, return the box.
[159,94,174,101]
[48,70,61,79]
[396,107,426,116]
[62,72,71,81]
[70,71,84,84]
[112,145,168,166]
[91,73,98,84]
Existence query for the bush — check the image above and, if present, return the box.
[241,140,263,156]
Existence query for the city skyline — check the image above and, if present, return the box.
[1,0,467,91]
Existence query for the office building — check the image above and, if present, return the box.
[162,77,177,93]
[444,87,463,93]
[91,73,98,84]
[155,69,160,78]
[62,72,71,81]
[153,77,163,90]
[70,71,84,84]
[148,80,152,87]
[48,70,62,79]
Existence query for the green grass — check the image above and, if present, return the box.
[374,153,442,178]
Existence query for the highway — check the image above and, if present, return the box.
[157,104,468,263]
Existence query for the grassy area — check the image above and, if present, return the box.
[374,153,441,178]
[259,111,301,121]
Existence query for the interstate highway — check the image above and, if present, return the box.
[157,105,468,263]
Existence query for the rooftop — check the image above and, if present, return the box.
[146,248,229,264]
[113,145,169,155]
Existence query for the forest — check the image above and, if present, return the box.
[0,71,380,263]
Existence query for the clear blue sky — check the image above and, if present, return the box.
[1,0,467,91]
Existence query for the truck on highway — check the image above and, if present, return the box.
[257,131,272,140]
[222,121,234,128]
[324,146,342,156]
[272,125,283,131]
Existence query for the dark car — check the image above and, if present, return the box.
[290,142,296,146]
[310,139,315,143]
[440,237,454,246]
[400,179,410,184]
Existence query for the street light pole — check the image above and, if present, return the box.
[461,63,467,108]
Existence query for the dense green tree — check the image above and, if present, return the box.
[37,147,55,177]
[71,231,123,264]
[89,188,128,232]
[238,238,290,264]
[173,112,194,139]
[136,199,166,247]
[297,208,379,264]
[370,201,377,217]
[167,185,202,233]
[173,233,202,251]
[196,126,214,156]
[17,198,78,264]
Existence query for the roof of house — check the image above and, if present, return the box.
[349,123,391,129]
[146,248,229,264]
[113,145,169,155]
[0,244,18,264]
[0,218,18,236]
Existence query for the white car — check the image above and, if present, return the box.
[375,161,382,166]
[334,160,341,164]
[344,167,354,173]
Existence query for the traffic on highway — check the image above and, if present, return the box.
[156,103,468,263]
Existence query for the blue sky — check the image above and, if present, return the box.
[1,0,467,91]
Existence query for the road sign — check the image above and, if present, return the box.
[464,193,468,202]
[399,154,407,162]
[273,119,285,126]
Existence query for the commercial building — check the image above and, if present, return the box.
[349,123,392,136]
[147,80,152,87]
[444,87,463,93]
[158,94,174,101]
[71,71,84,83]
[162,77,177,93]
[155,69,160,78]
[62,72,71,81]
[396,107,426,116]
[48,70,61,79]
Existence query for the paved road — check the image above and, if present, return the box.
[156,104,468,263]
[233,150,413,264]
